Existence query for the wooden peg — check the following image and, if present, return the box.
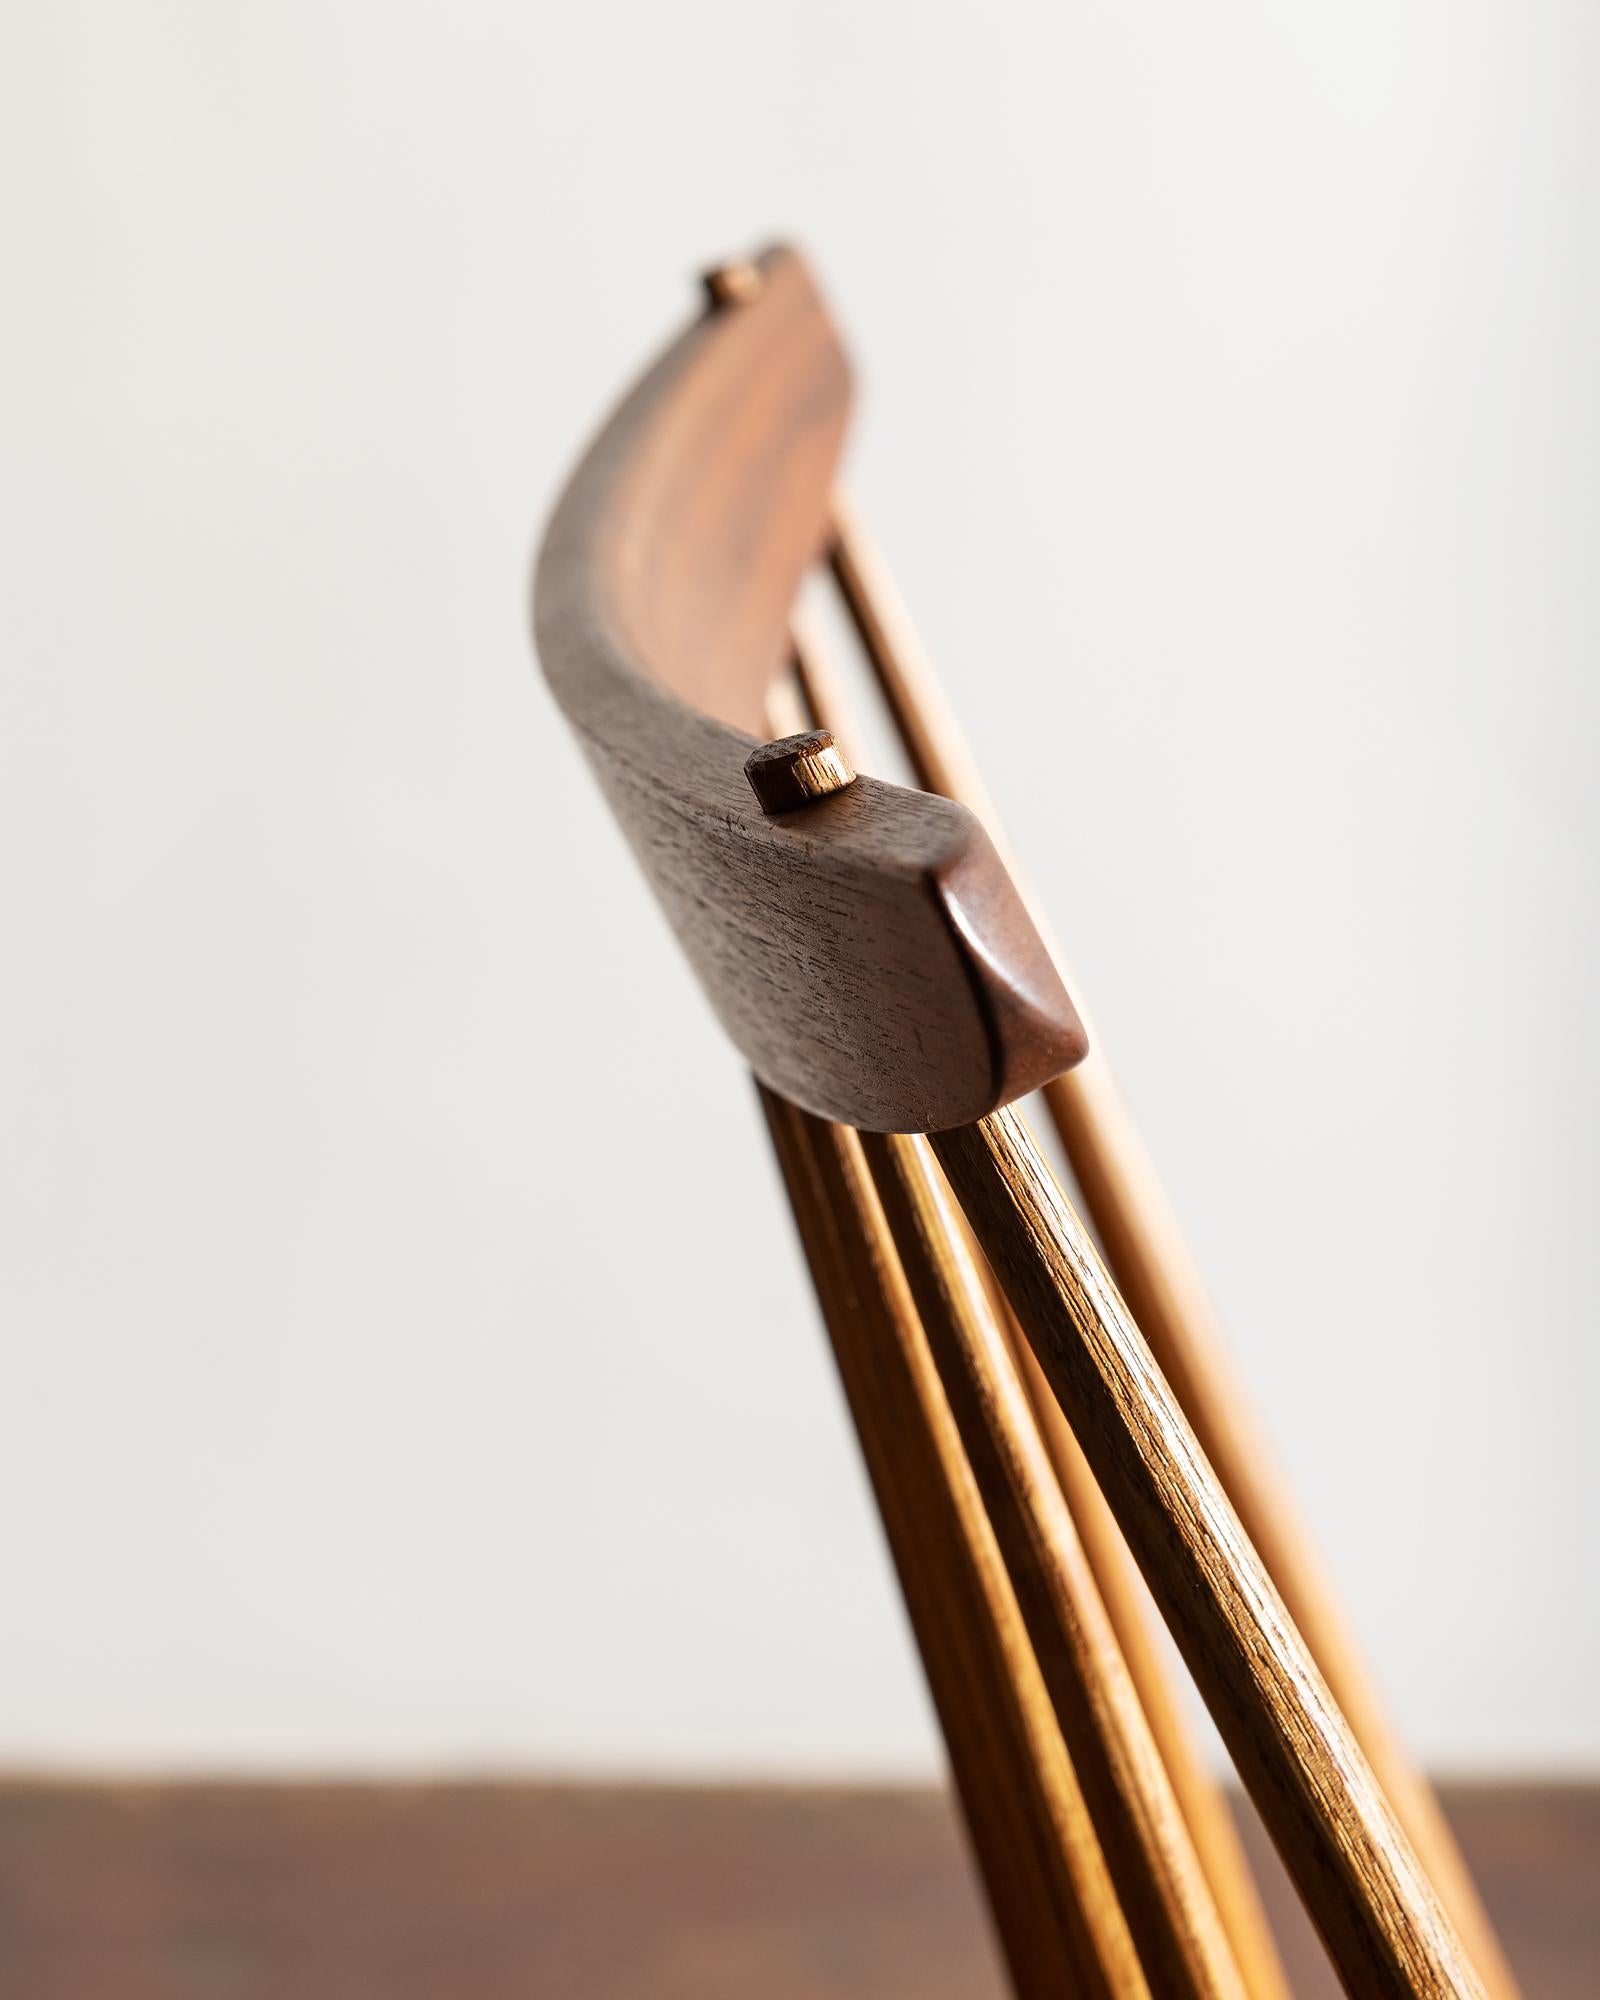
[744,729,856,814]
[702,258,764,308]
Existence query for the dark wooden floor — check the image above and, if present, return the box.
[0,1780,1590,1997]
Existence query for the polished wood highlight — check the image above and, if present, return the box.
[861,1129,1246,2000]
[828,492,1517,1998]
[759,1086,1146,2000]
[535,248,1087,1131]
[932,1108,1487,2000]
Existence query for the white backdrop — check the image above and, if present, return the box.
[2,2,1595,1775]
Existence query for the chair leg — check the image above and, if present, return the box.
[758,1085,1147,2000]
[861,1128,1248,2000]
[932,1106,1487,2000]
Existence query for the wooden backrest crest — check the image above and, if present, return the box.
[533,245,1086,1132]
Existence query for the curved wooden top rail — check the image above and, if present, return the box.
[533,244,1086,1132]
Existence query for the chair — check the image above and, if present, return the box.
[532,244,1516,2000]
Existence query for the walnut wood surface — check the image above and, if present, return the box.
[935,1109,1488,1999]
[829,493,1517,1996]
[861,1130,1245,2000]
[533,249,1085,1130]
[759,1085,1145,1999]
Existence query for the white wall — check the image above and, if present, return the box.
[2,1,1595,1777]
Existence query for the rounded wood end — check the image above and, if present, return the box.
[702,259,765,309]
[744,730,857,815]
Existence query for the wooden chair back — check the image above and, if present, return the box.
[533,244,1517,2000]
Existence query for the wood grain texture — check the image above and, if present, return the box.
[1042,1054,1524,2000]
[744,728,856,812]
[829,492,1517,1997]
[861,1129,1247,2000]
[933,1108,1488,2000]
[1007,1326,1293,2000]
[759,1085,1147,2000]
[791,586,1291,2000]
[950,1175,1290,2000]
[533,248,1086,1130]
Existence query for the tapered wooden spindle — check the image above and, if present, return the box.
[1001,1326,1290,2000]
[949,1188,1289,2000]
[827,493,1518,2000]
[861,1128,1247,2000]
[759,1089,1148,2000]
[782,617,1290,2000]
[932,1107,1487,2000]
